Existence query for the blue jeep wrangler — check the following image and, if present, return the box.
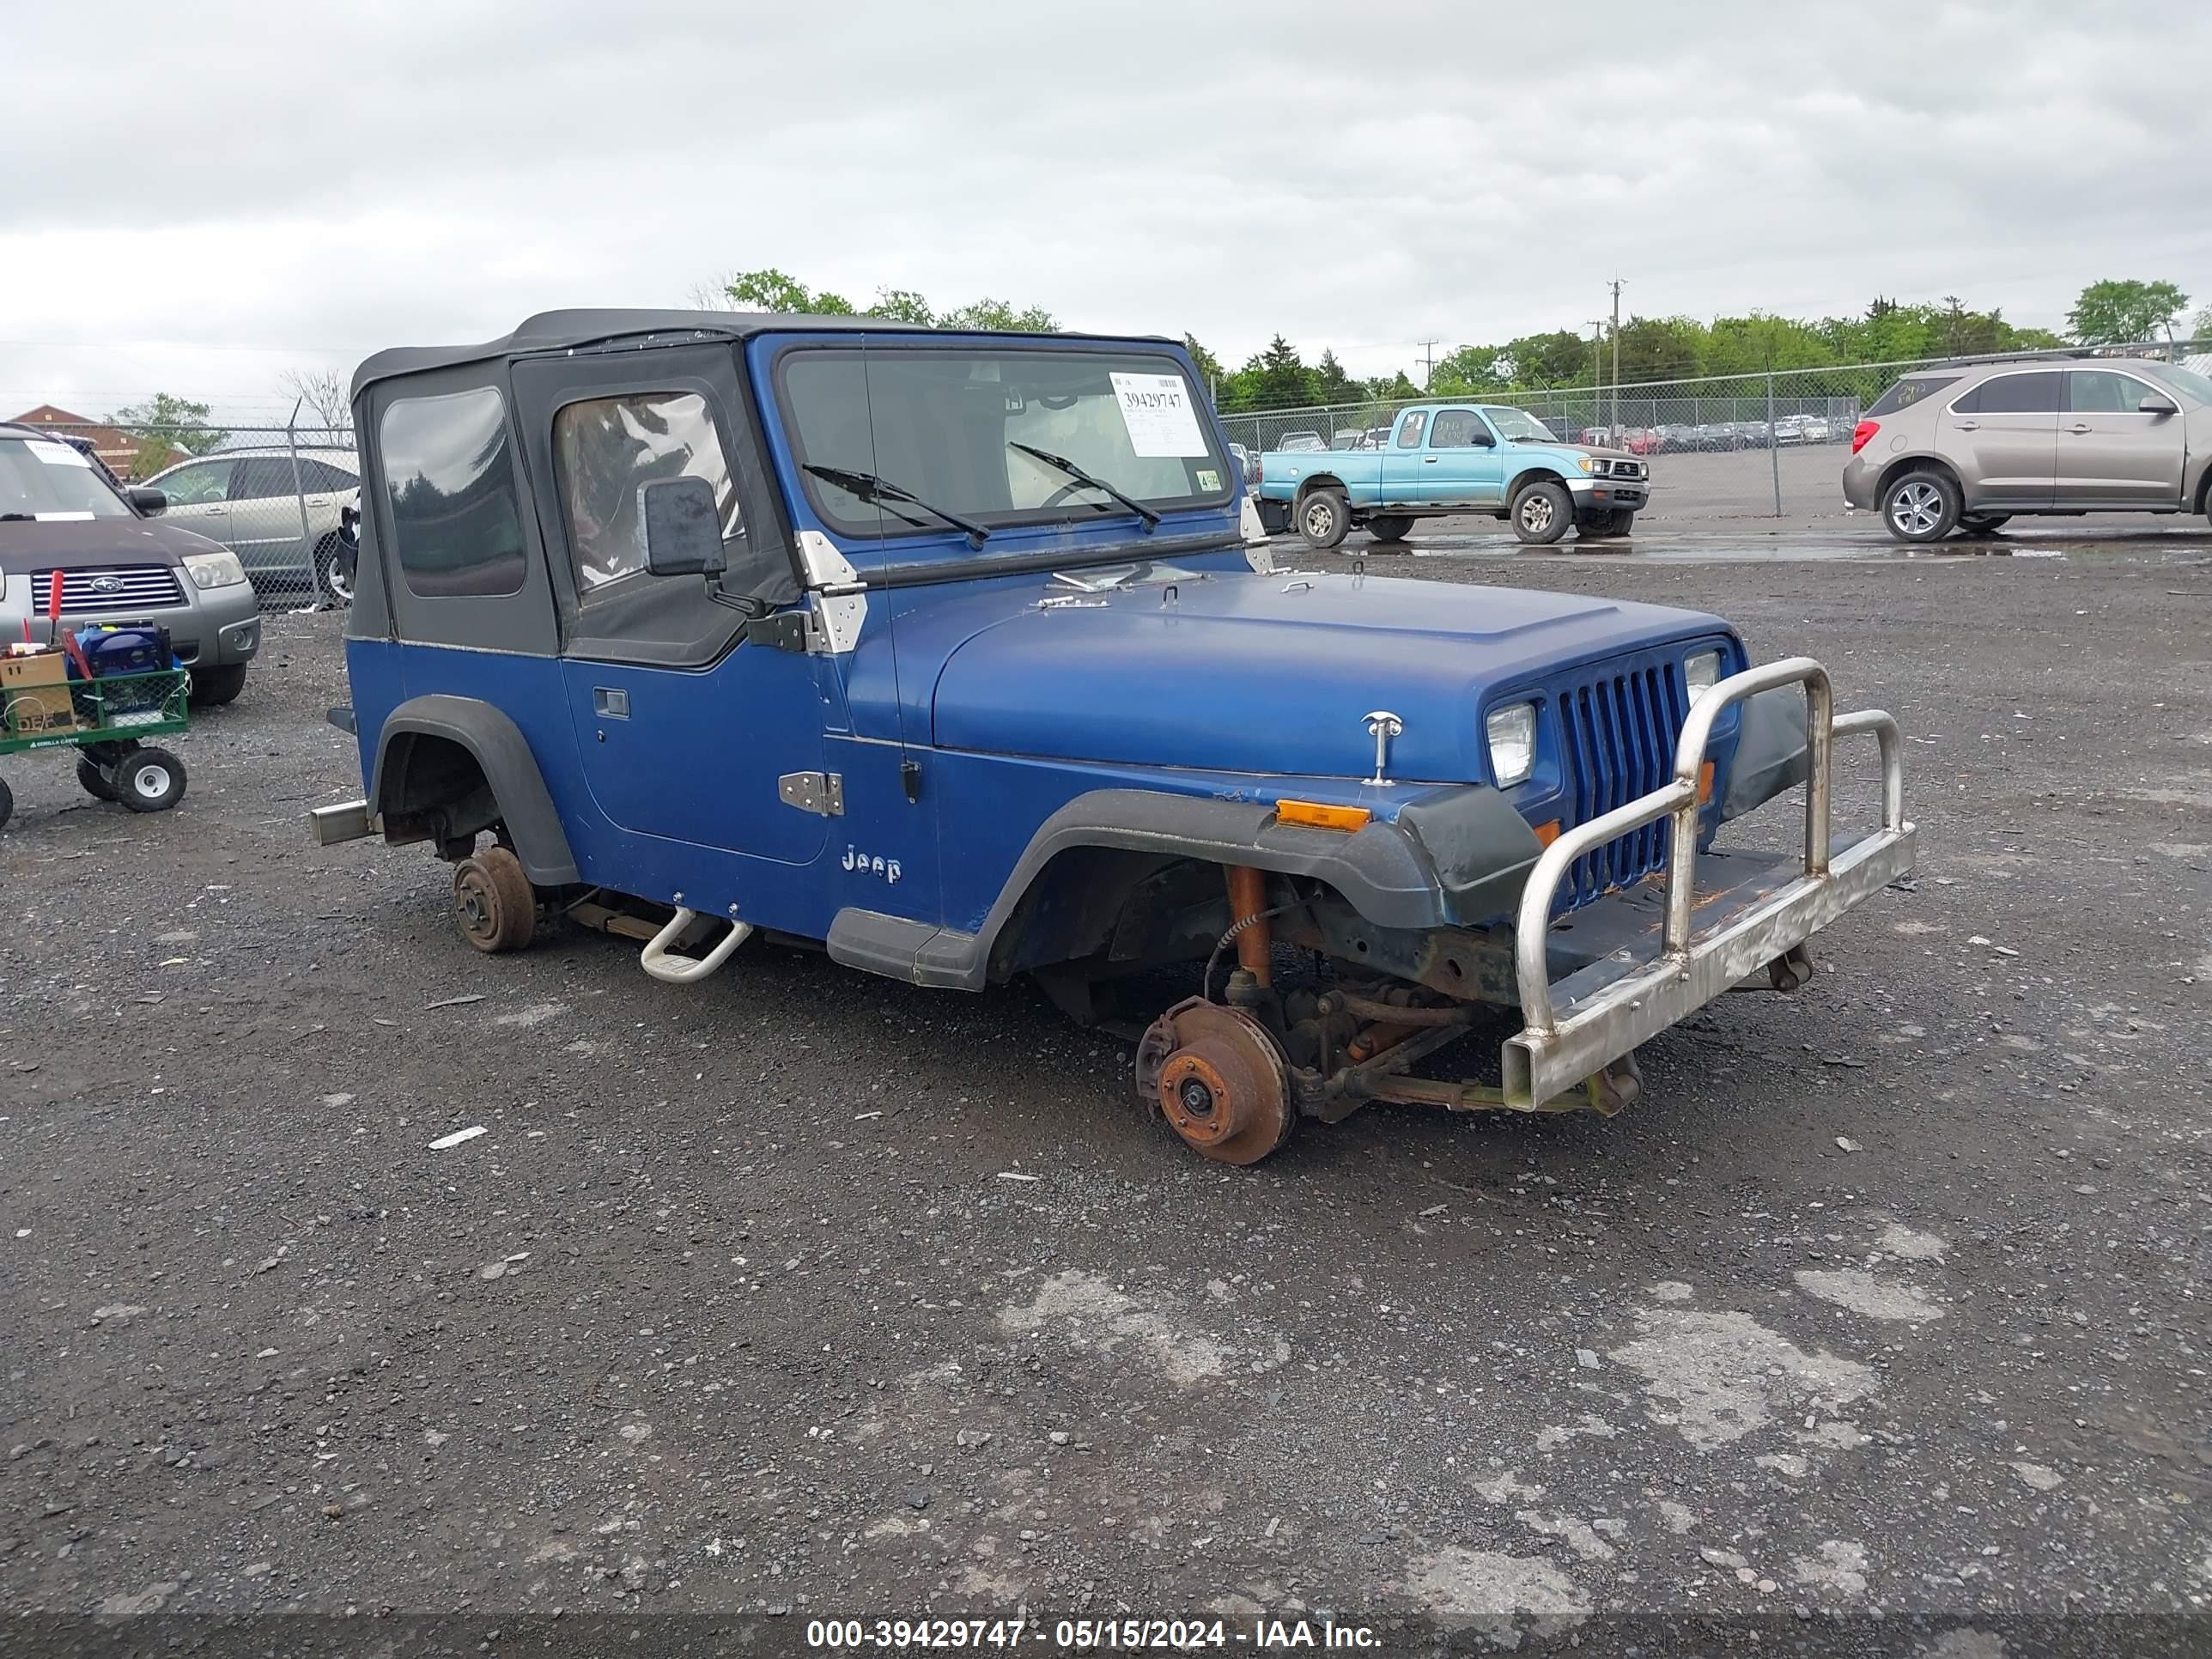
[313,310,1916,1164]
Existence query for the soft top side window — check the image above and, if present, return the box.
[556,391,744,601]
[379,385,528,599]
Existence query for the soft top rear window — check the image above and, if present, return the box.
[1865,375,1960,417]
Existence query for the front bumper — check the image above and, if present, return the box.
[1567,474,1649,511]
[1500,657,1915,1107]
[0,580,261,668]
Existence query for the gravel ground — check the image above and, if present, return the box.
[3,540,2209,1655]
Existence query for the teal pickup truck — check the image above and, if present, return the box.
[1260,404,1652,548]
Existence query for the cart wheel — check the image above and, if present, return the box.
[116,747,187,814]
[77,755,119,802]
[0,772,12,832]
[453,846,538,953]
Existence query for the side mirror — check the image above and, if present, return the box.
[1472,428,1495,447]
[641,475,726,578]
[2140,394,2179,416]
[127,486,167,516]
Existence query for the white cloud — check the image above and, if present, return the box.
[3,0,2209,422]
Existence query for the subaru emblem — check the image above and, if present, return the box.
[88,575,123,594]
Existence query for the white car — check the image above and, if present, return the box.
[143,447,361,602]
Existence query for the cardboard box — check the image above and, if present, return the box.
[2,650,82,735]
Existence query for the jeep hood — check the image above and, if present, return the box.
[0,514,222,574]
[928,571,1727,781]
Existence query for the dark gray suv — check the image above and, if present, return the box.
[1841,358,2212,542]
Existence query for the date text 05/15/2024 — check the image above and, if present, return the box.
[805,1618,1381,1650]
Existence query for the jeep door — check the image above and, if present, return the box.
[2059,368,2187,507]
[1423,407,1504,508]
[1940,370,2058,508]
[512,347,830,870]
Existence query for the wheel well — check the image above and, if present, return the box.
[987,848,1231,983]
[1875,454,1960,500]
[1505,467,1565,502]
[375,732,498,854]
[1293,472,1348,501]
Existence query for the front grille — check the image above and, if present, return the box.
[1555,659,1692,907]
[27,565,185,615]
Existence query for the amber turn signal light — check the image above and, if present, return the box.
[1275,799,1372,832]
[1534,819,1562,846]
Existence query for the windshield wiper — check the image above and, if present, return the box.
[802,464,990,550]
[1007,442,1161,532]
[0,512,37,522]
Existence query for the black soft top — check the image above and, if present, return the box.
[349,308,1173,399]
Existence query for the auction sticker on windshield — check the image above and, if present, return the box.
[27,439,91,467]
[1109,372,1207,458]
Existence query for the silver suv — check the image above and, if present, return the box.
[143,447,361,599]
[1842,357,2212,542]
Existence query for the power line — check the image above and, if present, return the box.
[1416,337,1443,389]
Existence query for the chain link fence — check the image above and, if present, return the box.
[15,417,356,612]
[1217,340,2209,526]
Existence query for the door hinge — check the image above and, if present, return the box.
[778,771,844,817]
[744,612,811,653]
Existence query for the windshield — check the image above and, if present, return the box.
[1480,408,1559,442]
[779,347,1231,543]
[0,436,133,520]
[2146,362,2212,404]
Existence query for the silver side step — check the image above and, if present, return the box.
[640,906,753,985]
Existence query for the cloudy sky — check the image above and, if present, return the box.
[3,0,2208,426]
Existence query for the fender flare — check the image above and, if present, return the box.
[827,785,1542,991]
[368,694,579,885]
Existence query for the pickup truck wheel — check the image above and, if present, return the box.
[1578,509,1634,539]
[1882,471,1961,543]
[1297,489,1351,550]
[453,846,538,953]
[1510,481,1573,544]
[1365,514,1414,544]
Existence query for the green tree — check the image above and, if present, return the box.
[2191,305,2212,343]
[871,288,935,325]
[936,297,1057,332]
[2067,278,2190,344]
[1501,330,1592,387]
[718,266,856,314]
[1430,344,1508,394]
[1311,349,1359,408]
[1363,371,1421,402]
[1182,334,1224,397]
[108,392,228,465]
[1243,335,1314,410]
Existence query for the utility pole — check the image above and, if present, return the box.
[1417,337,1443,390]
[1588,320,1607,440]
[1607,277,1625,440]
